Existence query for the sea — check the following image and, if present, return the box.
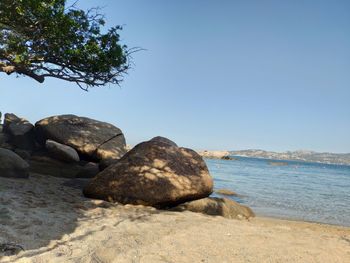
[206,156,350,227]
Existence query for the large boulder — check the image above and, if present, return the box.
[35,115,126,161]
[46,139,80,163]
[172,197,255,220]
[3,113,35,151]
[0,148,29,178]
[83,136,213,207]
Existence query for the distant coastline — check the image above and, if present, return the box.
[198,149,350,166]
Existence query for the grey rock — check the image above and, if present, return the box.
[172,197,255,220]
[13,149,32,160]
[46,139,80,163]
[3,113,35,150]
[29,155,84,178]
[76,162,100,178]
[0,132,10,146]
[0,148,29,178]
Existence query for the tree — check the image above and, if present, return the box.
[0,0,133,90]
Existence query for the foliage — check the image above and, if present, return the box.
[0,0,133,90]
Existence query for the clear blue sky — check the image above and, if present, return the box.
[1,0,350,153]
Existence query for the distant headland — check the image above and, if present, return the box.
[198,149,350,166]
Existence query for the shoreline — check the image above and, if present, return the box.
[253,213,350,228]
[253,216,350,231]
[204,154,350,167]
[0,173,349,262]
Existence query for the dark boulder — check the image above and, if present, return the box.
[45,139,80,163]
[29,155,85,178]
[0,148,29,178]
[3,113,35,151]
[76,162,100,178]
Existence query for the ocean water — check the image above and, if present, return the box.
[206,156,350,226]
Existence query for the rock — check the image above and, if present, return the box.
[0,148,29,178]
[198,150,231,159]
[46,139,80,163]
[0,132,10,146]
[215,189,239,196]
[76,162,100,178]
[0,242,24,256]
[35,115,126,161]
[172,197,255,220]
[14,149,31,160]
[221,156,236,160]
[3,113,35,150]
[83,136,213,207]
[150,136,178,146]
[29,155,84,178]
[0,142,15,151]
[99,158,119,171]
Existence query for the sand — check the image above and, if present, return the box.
[0,173,349,263]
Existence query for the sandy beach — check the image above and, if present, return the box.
[0,173,349,263]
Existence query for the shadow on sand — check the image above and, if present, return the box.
[0,173,162,261]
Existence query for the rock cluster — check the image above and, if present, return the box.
[0,113,126,179]
[0,112,254,220]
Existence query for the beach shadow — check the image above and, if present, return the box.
[0,140,212,260]
[0,173,160,261]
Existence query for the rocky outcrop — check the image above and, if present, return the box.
[83,137,213,207]
[172,197,254,220]
[35,115,126,162]
[0,148,29,178]
[46,139,80,163]
[3,113,35,151]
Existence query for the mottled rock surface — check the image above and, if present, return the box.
[35,115,126,161]
[83,137,213,207]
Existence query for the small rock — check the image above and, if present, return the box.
[3,113,35,151]
[76,162,100,178]
[0,148,29,178]
[221,156,236,160]
[14,149,32,160]
[0,242,24,256]
[29,155,83,178]
[172,197,254,220]
[46,139,80,163]
[215,189,239,196]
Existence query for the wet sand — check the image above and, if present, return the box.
[0,173,349,262]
